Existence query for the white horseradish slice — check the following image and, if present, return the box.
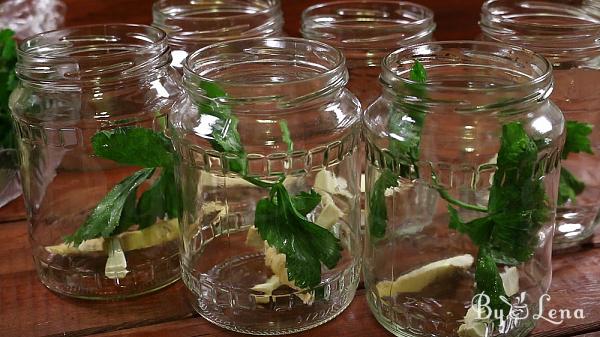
[314,170,353,199]
[457,266,521,337]
[45,218,180,255]
[376,254,474,297]
[251,275,282,304]
[104,236,129,280]
[315,192,344,230]
[457,305,489,337]
[500,266,520,297]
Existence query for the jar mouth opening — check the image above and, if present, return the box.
[152,0,283,48]
[17,24,170,85]
[301,0,435,50]
[383,41,552,93]
[183,37,347,107]
[19,24,167,60]
[153,0,281,22]
[481,0,600,31]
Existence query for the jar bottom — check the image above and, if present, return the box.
[366,290,537,337]
[553,204,600,250]
[182,254,360,335]
[33,243,181,300]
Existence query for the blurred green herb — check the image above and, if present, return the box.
[558,120,593,205]
[0,29,18,168]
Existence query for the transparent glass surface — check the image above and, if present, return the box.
[10,24,182,299]
[481,0,600,249]
[363,42,563,337]
[171,37,361,334]
[152,0,284,71]
[301,0,435,107]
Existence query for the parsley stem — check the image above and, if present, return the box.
[431,169,488,213]
[435,186,488,213]
[244,176,276,189]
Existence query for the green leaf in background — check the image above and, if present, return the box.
[558,168,585,205]
[65,168,155,246]
[0,29,18,154]
[280,120,293,153]
[92,127,174,168]
[558,120,593,205]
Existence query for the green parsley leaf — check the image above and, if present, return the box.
[475,246,510,316]
[487,122,549,264]
[447,206,492,246]
[198,81,247,175]
[558,121,593,204]
[558,168,585,205]
[136,167,180,229]
[291,189,321,216]
[65,168,155,246]
[368,169,398,238]
[562,120,593,159]
[368,60,427,239]
[92,127,174,168]
[0,29,18,158]
[255,183,341,289]
[280,120,293,153]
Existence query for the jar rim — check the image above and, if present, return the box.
[383,40,552,93]
[18,23,167,60]
[16,24,170,86]
[182,36,348,106]
[481,0,600,30]
[152,0,282,22]
[301,1,435,52]
[480,0,600,57]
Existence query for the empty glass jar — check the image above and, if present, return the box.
[301,0,435,107]
[152,0,284,71]
[481,0,600,249]
[363,42,563,337]
[10,24,182,299]
[171,37,361,334]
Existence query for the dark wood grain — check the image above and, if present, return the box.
[3,1,599,337]
[2,213,600,337]
[0,196,26,223]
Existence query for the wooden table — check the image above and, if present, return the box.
[2,1,600,337]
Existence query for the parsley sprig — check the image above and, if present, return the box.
[65,127,180,245]
[200,81,342,289]
[558,120,593,205]
[369,60,553,318]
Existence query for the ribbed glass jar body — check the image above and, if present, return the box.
[363,42,563,337]
[171,37,362,334]
[481,0,600,250]
[152,0,284,71]
[10,24,182,299]
[301,0,435,107]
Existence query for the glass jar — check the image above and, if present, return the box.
[152,0,284,71]
[10,24,182,299]
[301,0,435,107]
[171,37,362,334]
[363,42,563,337]
[480,0,600,250]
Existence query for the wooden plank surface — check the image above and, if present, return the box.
[2,216,600,337]
[2,1,599,337]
